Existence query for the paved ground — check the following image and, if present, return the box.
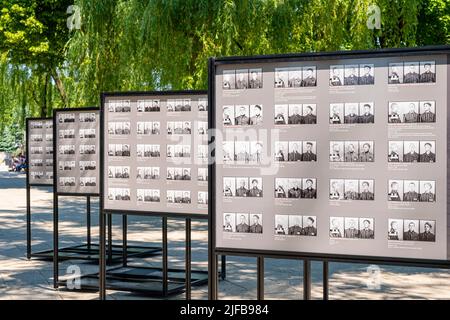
[0,170,449,300]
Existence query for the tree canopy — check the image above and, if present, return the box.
[0,0,449,151]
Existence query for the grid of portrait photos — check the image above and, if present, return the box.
[167,99,192,112]
[329,102,375,124]
[223,68,263,90]
[223,177,263,198]
[274,141,317,162]
[137,144,161,158]
[80,161,96,171]
[329,64,375,86]
[108,144,131,157]
[274,178,317,199]
[137,189,161,203]
[136,99,160,112]
[388,101,436,124]
[387,141,436,163]
[166,145,190,158]
[108,100,132,113]
[387,180,436,202]
[223,213,263,234]
[274,104,317,125]
[167,190,191,204]
[108,122,131,135]
[108,188,131,201]
[166,167,191,181]
[222,141,264,164]
[329,179,375,201]
[108,166,131,179]
[388,61,436,84]
[222,104,264,126]
[329,217,375,239]
[387,219,436,242]
[136,121,162,135]
[136,167,160,180]
[274,66,317,88]
[274,215,317,236]
[329,141,375,162]
[28,120,53,184]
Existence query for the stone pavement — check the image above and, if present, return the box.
[0,170,449,300]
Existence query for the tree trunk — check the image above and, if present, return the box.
[40,73,49,118]
[51,68,68,108]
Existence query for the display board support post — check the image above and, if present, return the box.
[221,256,227,280]
[122,214,128,267]
[86,196,91,249]
[26,184,31,259]
[107,213,113,263]
[162,217,169,296]
[185,218,192,300]
[323,261,329,300]
[257,256,265,300]
[99,209,106,300]
[303,259,311,300]
[53,194,59,289]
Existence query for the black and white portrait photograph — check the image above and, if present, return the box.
[344,64,359,85]
[358,102,375,123]
[248,177,263,197]
[302,104,317,124]
[302,66,317,87]
[419,220,436,241]
[388,180,403,201]
[344,102,359,124]
[249,104,263,125]
[80,177,96,187]
[274,215,288,235]
[402,102,420,123]
[223,213,236,232]
[329,141,344,162]
[249,214,263,233]
[223,105,234,126]
[198,98,208,111]
[403,219,420,241]
[235,177,249,197]
[388,63,404,84]
[223,177,236,197]
[344,179,359,200]
[329,217,344,238]
[358,141,374,162]
[288,215,303,235]
[344,141,359,162]
[329,65,343,86]
[329,179,344,200]
[31,159,43,168]
[79,112,96,122]
[60,177,76,187]
[329,103,344,124]
[198,145,208,160]
[419,61,436,83]
[419,141,436,162]
[388,219,403,240]
[403,62,420,83]
[250,141,263,164]
[235,141,250,163]
[198,121,208,135]
[302,178,317,199]
[388,102,402,123]
[359,218,375,239]
[274,178,289,198]
[301,141,317,162]
[223,70,236,90]
[403,141,420,162]
[288,104,302,124]
[249,68,263,89]
[108,188,131,201]
[344,217,359,239]
[234,105,250,125]
[274,141,288,162]
[288,67,302,88]
[287,178,302,199]
[359,180,375,200]
[288,141,302,162]
[419,101,436,122]
[358,64,375,85]
[419,180,436,202]
[198,168,208,181]
[235,69,249,89]
[403,180,420,202]
[198,191,208,205]
[235,213,250,233]
[274,104,288,125]
[388,141,403,162]
[222,141,234,163]
[302,216,317,236]
[274,68,289,88]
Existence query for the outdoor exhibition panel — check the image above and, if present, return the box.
[209,46,450,277]
[99,91,210,299]
[27,118,54,186]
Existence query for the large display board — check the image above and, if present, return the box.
[54,108,100,195]
[101,91,208,217]
[210,47,450,263]
[27,118,54,186]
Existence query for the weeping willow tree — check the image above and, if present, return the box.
[0,0,449,151]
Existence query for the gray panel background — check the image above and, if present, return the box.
[215,54,449,261]
[55,110,100,194]
[103,94,208,215]
[27,119,54,185]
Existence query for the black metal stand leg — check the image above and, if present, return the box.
[107,213,113,263]
[26,185,31,259]
[87,196,91,250]
[122,214,128,267]
[303,260,311,300]
[221,255,227,280]
[162,217,169,297]
[257,256,264,300]
[99,210,106,300]
[53,194,59,289]
[185,218,192,300]
[323,261,329,300]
